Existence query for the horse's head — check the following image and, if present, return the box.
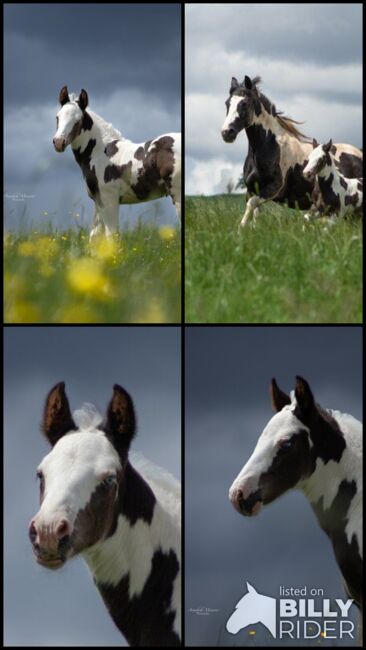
[303,139,333,180]
[226,582,276,637]
[221,75,262,142]
[53,86,89,152]
[229,376,317,517]
[29,382,135,569]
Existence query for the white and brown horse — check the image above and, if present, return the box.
[303,139,363,220]
[221,76,363,228]
[229,376,362,611]
[53,87,181,238]
[29,382,181,646]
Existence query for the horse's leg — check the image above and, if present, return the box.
[239,176,282,230]
[90,204,105,240]
[170,169,181,220]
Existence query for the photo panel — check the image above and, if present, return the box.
[185,325,362,646]
[4,326,182,646]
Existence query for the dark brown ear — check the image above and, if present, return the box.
[101,385,136,458]
[312,138,319,149]
[59,86,70,106]
[270,378,291,412]
[42,382,76,446]
[78,89,88,111]
[244,75,252,90]
[295,376,315,418]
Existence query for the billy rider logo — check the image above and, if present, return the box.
[226,582,355,640]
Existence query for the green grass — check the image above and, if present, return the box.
[185,195,362,323]
[4,224,181,323]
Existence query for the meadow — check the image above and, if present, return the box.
[185,195,362,323]
[4,224,181,323]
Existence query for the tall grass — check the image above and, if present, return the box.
[185,195,362,323]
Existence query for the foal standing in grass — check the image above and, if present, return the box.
[53,87,181,239]
[29,382,181,646]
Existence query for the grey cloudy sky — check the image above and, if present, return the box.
[185,326,362,646]
[4,326,181,646]
[4,4,181,230]
[185,3,362,195]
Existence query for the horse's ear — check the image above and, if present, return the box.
[270,378,291,412]
[323,139,332,153]
[102,385,136,457]
[78,89,88,111]
[42,382,76,446]
[59,86,70,106]
[312,138,319,149]
[246,582,256,593]
[230,77,239,94]
[244,76,252,90]
[294,376,315,419]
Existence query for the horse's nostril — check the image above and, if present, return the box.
[29,520,37,542]
[56,519,70,540]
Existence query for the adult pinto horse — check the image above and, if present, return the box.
[221,76,362,228]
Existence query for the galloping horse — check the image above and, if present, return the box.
[29,382,181,646]
[229,376,362,610]
[221,76,363,228]
[53,87,181,238]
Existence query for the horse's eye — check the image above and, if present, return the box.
[102,476,116,488]
[280,439,294,450]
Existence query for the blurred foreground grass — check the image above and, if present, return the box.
[4,225,181,323]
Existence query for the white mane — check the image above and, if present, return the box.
[66,93,127,143]
[73,403,103,430]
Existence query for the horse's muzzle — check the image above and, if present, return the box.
[53,137,66,152]
[221,128,237,143]
[230,486,263,516]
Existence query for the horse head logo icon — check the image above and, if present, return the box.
[226,582,277,638]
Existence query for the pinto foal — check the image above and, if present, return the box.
[303,139,363,221]
[29,382,181,646]
[53,87,181,239]
[229,376,362,610]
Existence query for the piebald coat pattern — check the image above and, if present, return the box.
[221,76,363,228]
[29,383,181,646]
[303,139,363,220]
[53,87,181,239]
[229,376,362,610]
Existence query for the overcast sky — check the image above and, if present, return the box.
[4,4,181,230]
[4,326,181,646]
[185,3,362,195]
[185,326,362,646]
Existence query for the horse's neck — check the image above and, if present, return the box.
[318,157,336,181]
[246,107,282,148]
[72,110,126,151]
[300,418,362,539]
[83,462,180,644]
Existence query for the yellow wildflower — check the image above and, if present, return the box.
[159,225,176,241]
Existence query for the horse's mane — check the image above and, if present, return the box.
[249,78,312,143]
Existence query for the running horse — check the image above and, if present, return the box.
[221,76,363,228]
[53,87,181,238]
[229,376,362,611]
[29,382,181,646]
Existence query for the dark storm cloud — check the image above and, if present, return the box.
[185,326,362,646]
[5,4,181,107]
